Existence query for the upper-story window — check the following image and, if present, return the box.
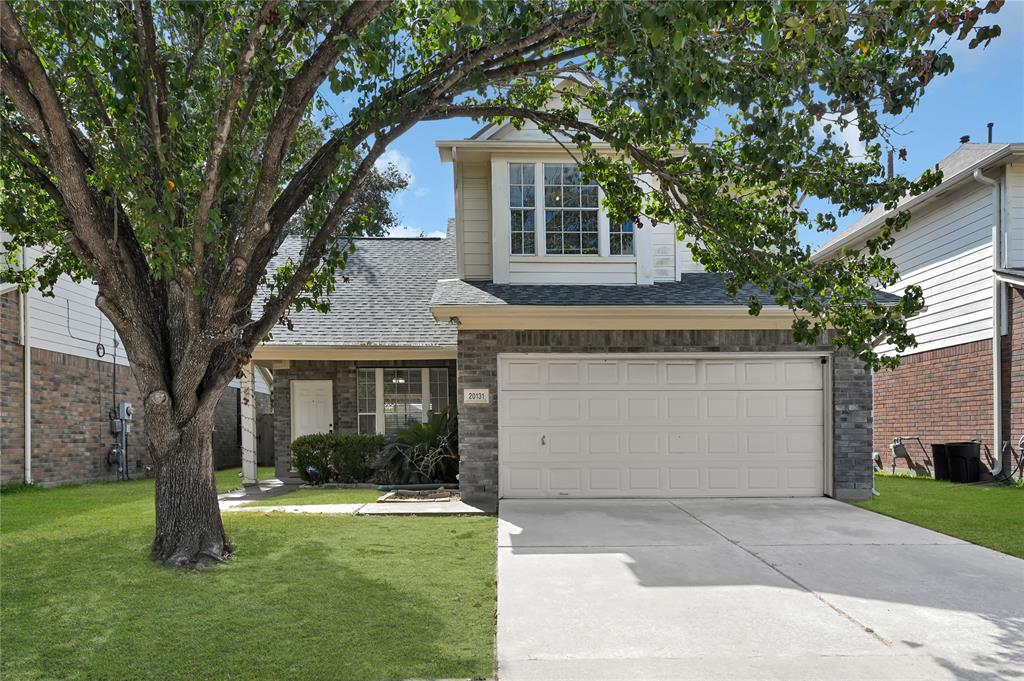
[508,161,608,257]
[610,218,635,256]
[509,162,536,256]
[544,163,599,255]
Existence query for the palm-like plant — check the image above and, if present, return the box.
[378,410,458,484]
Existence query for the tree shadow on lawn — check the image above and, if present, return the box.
[2,515,495,681]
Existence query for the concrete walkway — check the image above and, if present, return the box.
[497,498,1024,681]
[218,482,488,515]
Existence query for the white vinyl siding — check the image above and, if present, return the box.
[877,181,995,356]
[1006,162,1024,267]
[5,242,271,392]
[459,162,492,280]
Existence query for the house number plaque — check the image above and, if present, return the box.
[463,388,490,405]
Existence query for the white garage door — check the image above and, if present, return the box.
[498,355,827,498]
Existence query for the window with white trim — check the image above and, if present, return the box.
[356,368,376,434]
[356,367,449,434]
[509,162,536,255]
[610,218,635,256]
[543,163,599,255]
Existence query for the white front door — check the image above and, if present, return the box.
[498,354,827,498]
[290,380,334,439]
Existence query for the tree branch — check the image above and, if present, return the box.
[132,0,170,170]
[192,0,279,269]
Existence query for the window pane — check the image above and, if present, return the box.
[545,210,560,232]
[510,163,536,256]
[358,414,376,434]
[610,219,635,256]
[357,369,376,414]
[563,212,580,232]
[562,186,580,208]
[542,162,600,257]
[544,186,562,206]
[522,210,535,232]
[429,368,449,416]
[546,231,562,254]
[383,369,423,433]
[580,211,597,232]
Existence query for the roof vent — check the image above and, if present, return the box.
[960,135,971,144]
[987,122,994,143]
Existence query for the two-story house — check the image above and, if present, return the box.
[258,117,880,509]
[814,142,1024,479]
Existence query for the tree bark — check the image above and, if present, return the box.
[151,411,230,569]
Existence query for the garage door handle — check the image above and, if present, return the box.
[541,435,546,445]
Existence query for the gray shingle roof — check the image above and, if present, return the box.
[431,274,900,307]
[260,230,456,347]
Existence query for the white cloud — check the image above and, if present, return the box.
[385,224,446,239]
[814,113,866,158]
[376,148,429,201]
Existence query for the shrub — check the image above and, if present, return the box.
[290,432,387,484]
[377,410,458,485]
[290,434,334,484]
[329,433,387,483]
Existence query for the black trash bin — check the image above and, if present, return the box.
[945,441,981,483]
[931,443,950,481]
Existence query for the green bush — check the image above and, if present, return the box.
[330,433,387,483]
[290,434,334,484]
[290,432,387,484]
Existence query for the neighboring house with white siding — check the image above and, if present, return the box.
[257,97,891,508]
[814,143,1024,478]
[0,240,273,486]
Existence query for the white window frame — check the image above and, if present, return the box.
[356,367,448,435]
[491,153,647,284]
[539,162,601,257]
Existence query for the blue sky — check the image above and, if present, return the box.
[376,5,1023,248]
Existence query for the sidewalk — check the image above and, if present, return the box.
[218,480,489,516]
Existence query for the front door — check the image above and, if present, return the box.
[290,380,334,439]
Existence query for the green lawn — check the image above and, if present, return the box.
[215,466,278,492]
[241,487,384,507]
[1,476,497,681]
[855,475,1024,558]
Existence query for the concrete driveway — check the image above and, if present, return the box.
[497,498,1024,681]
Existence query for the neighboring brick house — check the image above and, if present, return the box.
[256,102,886,507]
[815,143,1024,479]
[0,246,273,486]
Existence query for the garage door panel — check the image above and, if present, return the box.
[499,355,826,498]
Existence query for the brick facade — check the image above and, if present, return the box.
[456,329,874,506]
[1,291,269,486]
[272,358,457,477]
[873,286,1024,476]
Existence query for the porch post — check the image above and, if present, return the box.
[241,363,258,486]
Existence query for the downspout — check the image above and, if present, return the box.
[20,251,32,484]
[972,169,1004,477]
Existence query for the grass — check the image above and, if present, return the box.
[855,474,1024,558]
[215,466,278,493]
[1,474,497,681]
[240,487,384,507]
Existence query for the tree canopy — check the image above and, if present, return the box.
[0,0,1003,566]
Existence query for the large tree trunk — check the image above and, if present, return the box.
[151,412,231,568]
